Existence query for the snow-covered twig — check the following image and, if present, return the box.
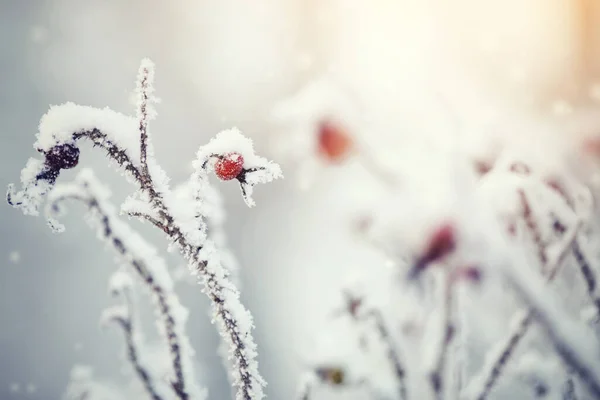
[46,170,204,400]
[363,309,408,400]
[136,58,157,183]
[463,218,582,400]
[102,290,164,400]
[498,234,600,398]
[518,189,548,268]
[7,59,281,400]
[571,240,600,320]
[427,276,455,400]
[335,289,407,400]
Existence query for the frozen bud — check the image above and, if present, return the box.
[317,119,353,163]
[214,152,244,181]
[44,143,80,170]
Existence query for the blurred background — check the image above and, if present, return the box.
[3,0,600,399]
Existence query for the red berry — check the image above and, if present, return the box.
[317,120,353,162]
[418,223,456,269]
[474,160,492,176]
[214,152,244,181]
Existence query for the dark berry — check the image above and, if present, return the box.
[44,143,80,170]
[214,152,244,181]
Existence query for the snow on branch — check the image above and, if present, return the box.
[101,283,166,400]
[496,230,600,397]
[297,288,408,400]
[7,58,279,400]
[193,127,282,207]
[46,169,205,400]
[463,217,582,400]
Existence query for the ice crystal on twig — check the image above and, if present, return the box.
[7,58,280,400]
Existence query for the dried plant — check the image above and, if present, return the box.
[8,59,282,400]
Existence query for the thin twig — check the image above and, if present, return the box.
[518,189,548,268]
[572,240,600,320]
[48,185,193,400]
[126,210,168,233]
[337,291,408,399]
[463,220,582,400]
[109,304,164,400]
[428,275,455,400]
[8,61,271,400]
[363,309,408,400]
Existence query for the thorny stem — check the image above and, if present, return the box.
[337,291,407,400]
[50,189,191,400]
[428,275,455,400]
[110,311,164,400]
[34,119,262,400]
[464,219,582,400]
[133,172,262,399]
[126,210,168,233]
[138,63,152,182]
[518,190,548,269]
[362,309,408,400]
[571,240,600,320]
[8,62,267,400]
[542,178,600,321]
[562,371,578,400]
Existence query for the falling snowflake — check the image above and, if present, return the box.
[8,251,20,264]
[25,383,37,394]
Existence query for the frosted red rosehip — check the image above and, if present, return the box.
[214,152,244,181]
[317,120,353,162]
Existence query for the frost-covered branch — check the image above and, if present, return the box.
[427,276,455,400]
[136,58,157,183]
[518,189,548,268]
[46,170,205,400]
[7,58,281,400]
[363,309,408,400]
[498,235,600,398]
[101,286,164,400]
[463,218,582,400]
[340,291,408,400]
[571,240,600,320]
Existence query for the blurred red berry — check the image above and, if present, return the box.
[317,120,353,163]
[474,160,492,176]
[583,137,600,155]
[414,223,456,272]
[424,223,456,263]
[214,152,244,181]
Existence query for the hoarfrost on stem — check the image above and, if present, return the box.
[7,58,281,400]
